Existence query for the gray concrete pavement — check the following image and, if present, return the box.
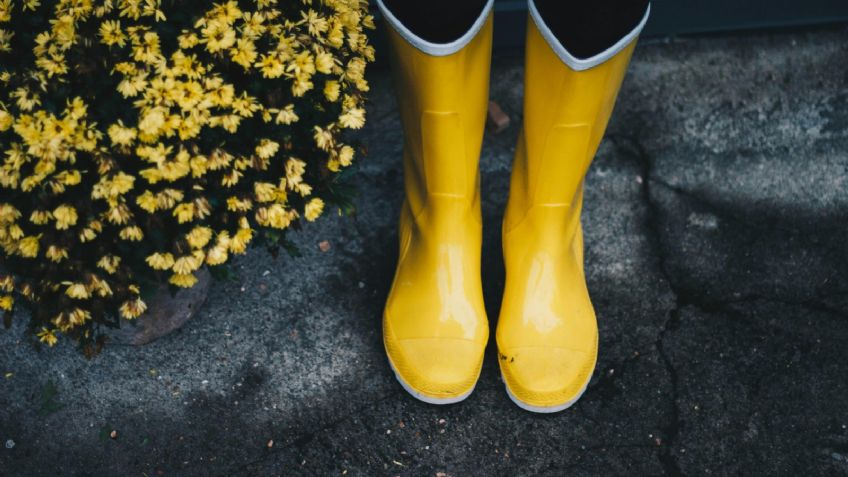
[2,25,848,476]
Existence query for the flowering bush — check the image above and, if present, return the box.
[0,0,374,354]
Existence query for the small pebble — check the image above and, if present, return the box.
[267,439,274,448]
[318,240,331,252]
[5,439,14,449]
[487,100,511,134]
[110,430,117,439]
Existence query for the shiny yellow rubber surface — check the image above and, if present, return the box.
[497,17,638,411]
[383,15,493,401]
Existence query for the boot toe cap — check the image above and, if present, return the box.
[386,337,484,402]
[498,346,597,411]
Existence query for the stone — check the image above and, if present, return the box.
[106,269,211,346]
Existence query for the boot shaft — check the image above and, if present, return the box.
[504,14,638,236]
[381,3,493,215]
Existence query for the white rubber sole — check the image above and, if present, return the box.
[387,355,476,405]
[501,370,592,413]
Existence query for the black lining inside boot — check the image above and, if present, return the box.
[381,0,489,44]
[381,0,650,59]
[533,0,650,59]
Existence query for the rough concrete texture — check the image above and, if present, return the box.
[2,26,848,476]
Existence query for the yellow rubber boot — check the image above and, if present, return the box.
[377,1,494,403]
[497,6,647,412]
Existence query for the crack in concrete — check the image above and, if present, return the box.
[609,129,848,476]
[610,133,689,477]
[647,177,809,248]
[615,145,848,322]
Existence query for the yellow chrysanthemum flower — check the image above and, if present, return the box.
[169,272,197,288]
[119,297,147,319]
[65,283,90,299]
[205,245,228,265]
[304,198,324,222]
[146,252,175,270]
[37,327,58,346]
[119,225,144,241]
[323,80,340,102]
[136,191,158,212]
[275,104,299,125]
[97,255,121,273]
[29,210,52,225]
[339,107,365,129]
[178,30,199,49]
[172,252,203,274]
[202,19,236,53]
[229,38,257,68]
[229,227,252,254]
[173,203,195,223]
[186,226,212,249]
[108,121,137,146]
[45,245,68,262]
[255,139,279,159]
[315,51,334,74]
[313,126,333,150]
[0,295,13,311]
[257,53,285,78]
[227,197,252,212]
[0,109,12,131]
[0,0,11,23]
[99,20,126,47]
[338,145,355,167]
[53,205,78,230]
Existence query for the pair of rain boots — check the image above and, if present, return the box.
[379,0,646,412]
